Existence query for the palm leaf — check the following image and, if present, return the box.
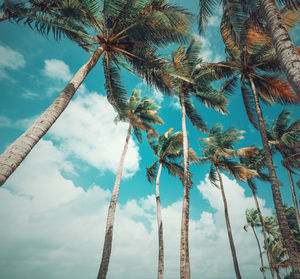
[146,161,159,183]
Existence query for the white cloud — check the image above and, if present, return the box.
[21,90,39,99]
[43,59,72,82]
[0,115,12,127]
[0,44,25,79]
[49,92,140,178]
[0,141,274,279]
[169,96,181,111]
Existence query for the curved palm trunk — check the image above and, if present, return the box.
[276,270,281,279]
[216,166,242,279]
[251,224,267,279]
[155,162,164,279]
[179,94,191,279]
[260,0,300,97]
[248,179,276,279]
[278,149,300,232]
[249,77,300,278]
[0,46,104,187]
[97,123,132,279]
[0,13,8,22]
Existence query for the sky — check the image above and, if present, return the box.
[0,1,299,279]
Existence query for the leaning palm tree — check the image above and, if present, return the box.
[0,0,191,187]
[98,89,163,279]
[198,0,300,97]
[239,147,276,279]
[196,10,300,275]
[146,128,195,279]
[200,124,257,279]
[168,39,228,279]
[244,208,267,279]
[266,110,300,230]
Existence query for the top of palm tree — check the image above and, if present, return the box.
[199,123,257,186]
[146,128,198,184]
[168,39,228,132]
[115,89,163,143]
[244,208,261,231]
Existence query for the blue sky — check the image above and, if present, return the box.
[0,1,299,279]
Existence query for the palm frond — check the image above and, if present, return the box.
[146,161,159,183]
[209,164,219,187]
[198,0,219,34]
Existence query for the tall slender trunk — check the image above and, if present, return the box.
[97,123,132,279]
[260,0,300,97]
[0,13,8,22]
[216,166,242,279]
[248,179,276,279]
[155,162,164,279]
[0,46,104,187]
[249,76,300,278]
[251,224,267,279]
[278,149,300,232]
[276,270,281,279]
[179,93,191,279]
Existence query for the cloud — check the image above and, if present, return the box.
[0,140,273,279]
[43,59,72,82]
[0,43,25,79]
[0,115,12,127]
[169,96,181,111]
[21,90,39,99]
[136,81,164,105]
[49,92,140,178]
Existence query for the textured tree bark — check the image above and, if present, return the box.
[216,166,242,279]
[97,124,132,279]
[278,149,300,232]
[0,13,8,22]
[179,93,191,279]
[155,162,164,279]
[0,46,104,187]
[249,77,300,278]
[248,179,276,279]
[251,224,267,279]
[260,0,300,97]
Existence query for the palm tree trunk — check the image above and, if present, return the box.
[260,0,300,97]
[248,179,276,279]
[216,166,242,279]
[0,46,104,187]
[278,149,300,232]
[97,123,132,279]
[155,162,164,279]
[249,76,300,278]
[276,270,281,279]
[251,224,267,279]
[0,13,8,22]
[179,93,191,279]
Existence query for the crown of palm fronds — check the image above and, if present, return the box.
[200,123,257,186]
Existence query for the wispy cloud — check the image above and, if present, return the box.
[43,59,72,82]
[0,43,25,80]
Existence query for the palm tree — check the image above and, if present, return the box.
[0,0,191,187]
[198,0,300,97]
[146,128,197,279]
[266,110,300,230]
[200,124,257,279]
[196,10,300,275]
[244,208,267,279]
[239,147,276,279]
[98,89,164,279]
[168,39,228,279]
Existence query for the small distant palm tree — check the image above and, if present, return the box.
[0,0,191,186]
[200,124,257,279]
[244,208,267,279]
[98,89,163,279]
[239,147,276,279]
[266,110,300,230]
[168,39,228,279]
[146,128,198,279]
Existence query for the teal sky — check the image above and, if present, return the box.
[0,1,299,279]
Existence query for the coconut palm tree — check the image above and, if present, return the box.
[266,110,300,230]
[196,10,300,275]
[0,0,191,187]
[239,147,276,279]
[198,0,300,97]
[244,208,267,279]
[168,39,228,279]
[146,128,199,279]
[199,124,257,279]
[98,89,163,279]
